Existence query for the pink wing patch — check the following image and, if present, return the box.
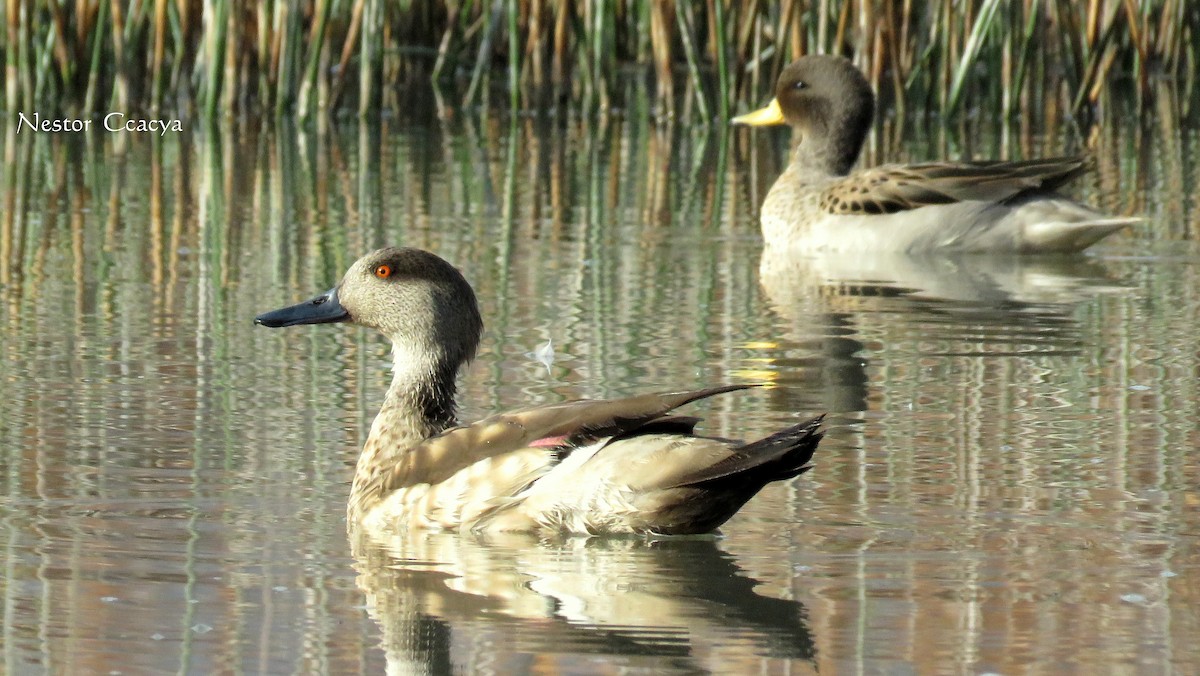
[529,435,569,448]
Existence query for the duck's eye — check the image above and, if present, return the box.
[374,264,392,279]
[793,80,807,90]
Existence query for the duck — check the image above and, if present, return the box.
[255,247,824,535]
[733,54,1141,253]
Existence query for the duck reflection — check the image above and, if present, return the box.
[757,249,1127,415]
[762,250,1126,308]
[351,529,816,672]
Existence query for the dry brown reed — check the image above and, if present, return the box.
[1,1,1196,120]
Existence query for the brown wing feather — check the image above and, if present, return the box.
[820,156,1088,215]
[665,415,824,488]
[360,385,757,503]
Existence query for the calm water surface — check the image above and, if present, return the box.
[1,103,1198,674]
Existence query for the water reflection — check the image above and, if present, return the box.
[755,250,1131,417]
[353,531,815,673]
[1,97,1198,674]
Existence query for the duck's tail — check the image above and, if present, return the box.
[1024,216,1142,253]
[670,416,824,490]
[636,416,824,535]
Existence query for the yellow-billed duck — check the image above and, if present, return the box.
[733,54,1140,253]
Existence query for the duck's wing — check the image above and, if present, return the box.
[820,156,1088,215]
[354,385,756,507]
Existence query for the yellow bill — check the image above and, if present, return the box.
[731,98,785,126]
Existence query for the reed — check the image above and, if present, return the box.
[1,1,1196,121]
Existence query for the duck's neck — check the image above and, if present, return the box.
[360,342,460,467]
[791,118,863,177]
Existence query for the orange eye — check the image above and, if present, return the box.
[374,264,392,279]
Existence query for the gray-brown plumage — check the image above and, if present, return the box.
[733,54,1141,253]
[256,247,823,535]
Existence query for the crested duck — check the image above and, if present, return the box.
[256,247,823,535]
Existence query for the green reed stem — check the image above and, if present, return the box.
[463,0,500,107]
[1009,0,1042,118]
[358,0,382,117]
[83,0,110,113]
[675,0,712,121]
[201,0,228,120]
[946,0,1002,114]
[507,0,520,110]
[713,0,731,120]
[279,0,305,116]
[33,16,53,105]
[298,0,333,119]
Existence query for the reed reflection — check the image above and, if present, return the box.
[0,95,1196,675]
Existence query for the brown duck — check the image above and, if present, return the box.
[256,247,823,535]
[734,54,1140,253]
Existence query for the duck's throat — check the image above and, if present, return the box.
[362,344,460,463]
[792,123,863,177]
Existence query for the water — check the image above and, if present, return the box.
[1,105,1198,674]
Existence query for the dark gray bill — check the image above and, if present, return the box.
[255,287,350,327]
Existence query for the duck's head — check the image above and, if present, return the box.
[255,247,483,369]
[733,55,874,174]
